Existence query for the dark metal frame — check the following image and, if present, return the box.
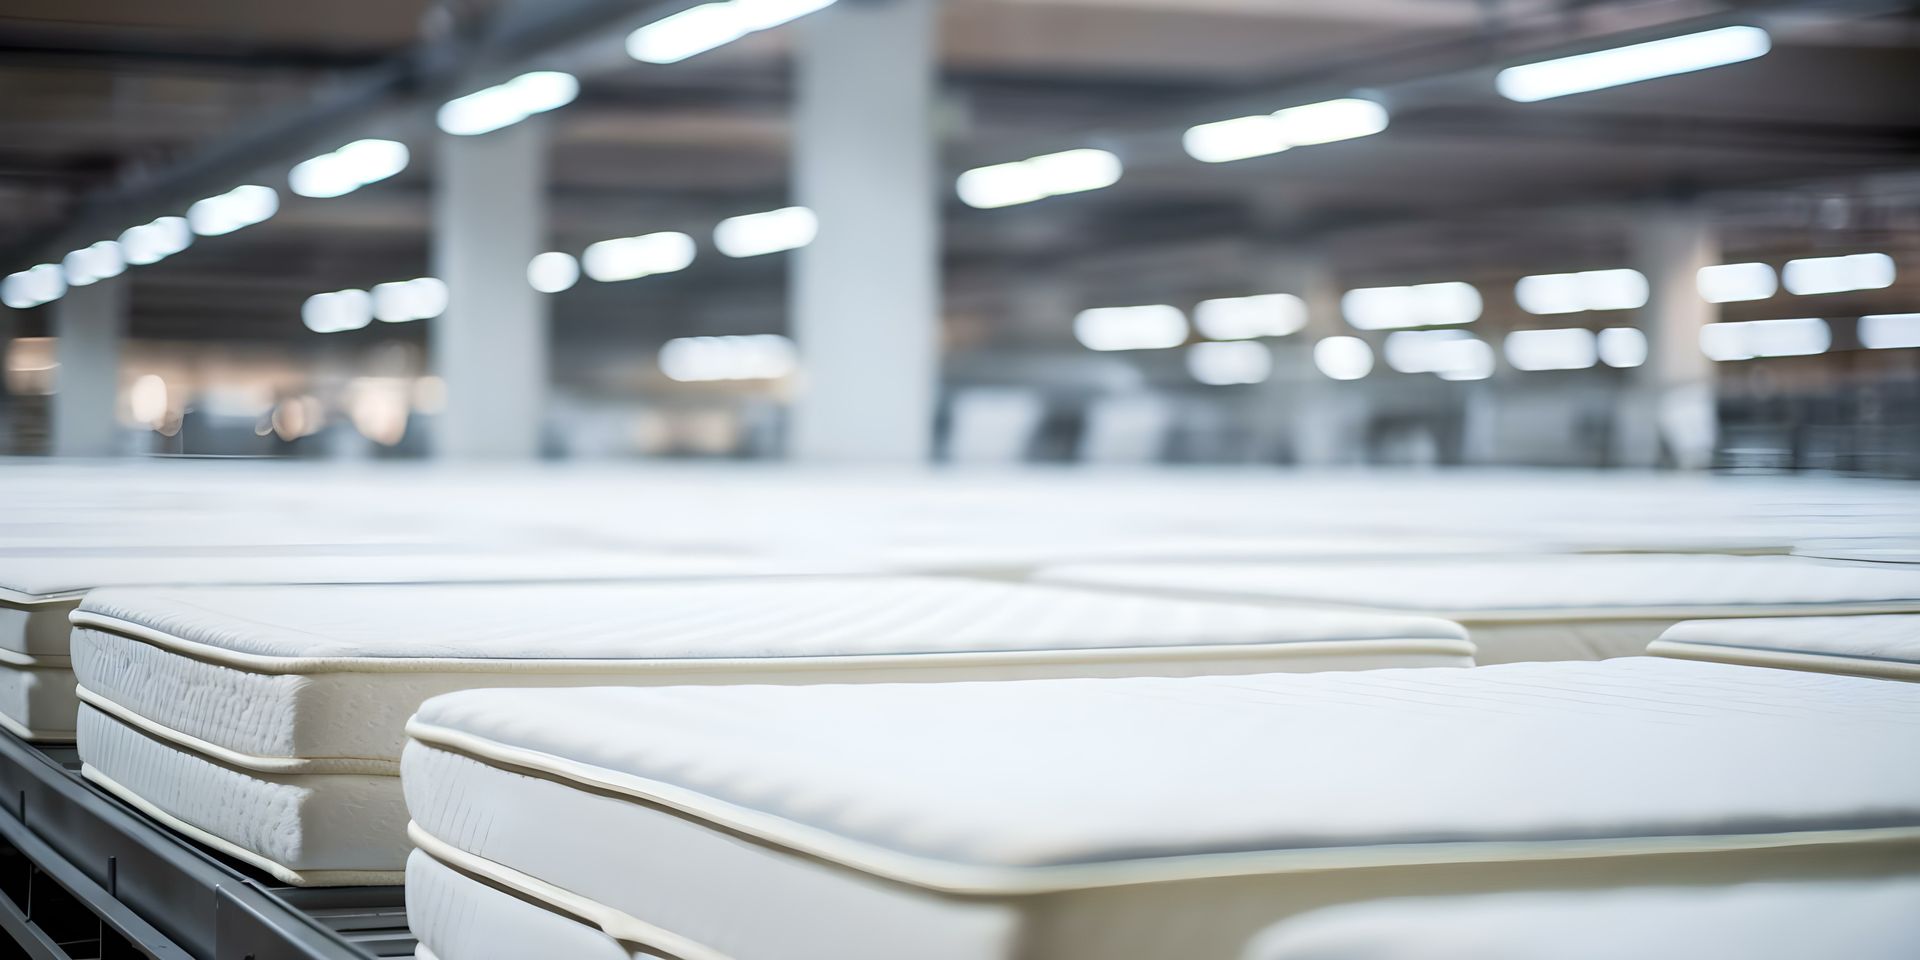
[0,735,410,960]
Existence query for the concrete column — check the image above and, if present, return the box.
[789,0,940,463]
[51,278,127,457]
[431,117,550,459]
[1620,209,1720,469]
[1257,248,1366,466]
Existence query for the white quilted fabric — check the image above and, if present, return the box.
[1659,614,1920,664]
[409,658,1920,874]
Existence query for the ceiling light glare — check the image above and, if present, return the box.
[289,139,409,199]
[437,71,579,137]
[62,240,127,287]
[118,216,192,266]
[659,333,798,382]
[1514,268,1648,315]
[1183,98,1388,163]
[1504,327,1599,371]
[1313,336,1374,380]
[370,277,448,323]
[1496,25,1771,102]
[1699,317,1830,361]
[583,231,698,281]
[1193,293,1307,340]
[527,251,581,293]
[1859,313,1920,350]
[302,289,374,334]
[2,264,67,308]
[187,185,279,237]
[1186,340,1273,385]
[1341,281,1482,330]
[957,148,1123,209]
[1384,329,1494,380]
[627,0,836,65]
[1781,252,1896,296]
[1597,327,1648,368]
[713,206,817,257]
[1072,304,1188,351]
[1696,262,1776,303]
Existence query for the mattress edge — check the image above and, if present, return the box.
[1644,640,1920,681]
[71,612,1476,675]
[403,723,1920,897]
[75,692,400,775]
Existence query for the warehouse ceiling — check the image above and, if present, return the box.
[1,0,1917,345]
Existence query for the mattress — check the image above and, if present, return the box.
[0,547,839,740]
[1649,614,1920,681]
[1033,554,1920,663]
[0,650,78,740]
[71,577,1469,885]
[1793,537,1920,566]
[1242,880,1920,959]
[403,658,1920,960]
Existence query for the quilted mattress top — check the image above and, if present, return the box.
[407,658,1920,885]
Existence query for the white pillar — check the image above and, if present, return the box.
[51,279,126,457]
[431,117,550,459]
[1260,249,1365,466]
[1621,209,1719,469]
[789,0,939,463]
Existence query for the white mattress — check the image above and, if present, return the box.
[0,653,78,740]
[403,658,1920,960]
[72,577,1467,884]
[408,851,654,960]
[1034,555,1920,663]
[1650,614,1920,680]
[1793,537,1920,565]
[1243,880,1920,959]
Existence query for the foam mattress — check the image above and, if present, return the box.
[1034,554,1920,663]
[0,547,828,741]
[1649,614,1920,681]
[71,576,1469,885]
[1242,880,1920,960]
[403,658,1920,960]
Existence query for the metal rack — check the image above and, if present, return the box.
[0,734,411,959]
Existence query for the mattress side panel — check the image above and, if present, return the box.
[0,600,82,657]
[0,663,79,738]
[403,741,1023,960]
[407,851,636,960]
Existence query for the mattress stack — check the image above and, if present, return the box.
[402,659,1920,960]
[68,576,1469,884]
[1034,554,1920,663]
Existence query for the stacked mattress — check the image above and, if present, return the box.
[69,576,1470,885]
[1242,880,1920,959]
[0,548,803,741]
[402,657,1920,960]
[1034,554,1920,663]
[1649,614,1920,681]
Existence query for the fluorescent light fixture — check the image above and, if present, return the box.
[1504,327,1598,371]
[289,139,409,199]
[1514,268,1647,314]
[659,334,798,382]
[1597,327,1648,368]
[527,252,580,293]
[1183,98,1388,163]
[1193,293,1306,340]
[1700,317,1830,360]
[1859,313,1920,350]
[118,217,192,266]
[583,232,697,281]
[301,289,374,334]
[1072,305,1188,351]
[2,264,67,308]
[62,240,126,287]
[1781,252,1895,296]
[956,149,1122,209]
[1341,281,1481,330]
[1384,329,1494,380]
[1313,336,1374,380]
[1496,25,1771,102]
[371,277,448,323]
[628,0,836,65]
[437,71,579,137]
[1696,262,1776,303]
[713,206,817,257]
[187,185,279,237]
[1186,341,1272,386]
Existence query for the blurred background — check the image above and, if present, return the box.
[0,0,1915,473]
